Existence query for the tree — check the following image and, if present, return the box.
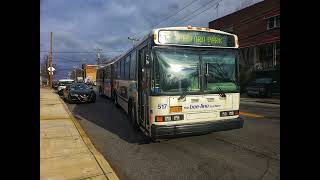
[97,54,111,64]
[70,68,84,81]
[40,55,49,82]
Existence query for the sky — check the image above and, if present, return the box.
[40,0,263,80]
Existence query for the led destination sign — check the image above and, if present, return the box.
[158,30,236,47]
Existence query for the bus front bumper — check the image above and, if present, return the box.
[151,118,243,139]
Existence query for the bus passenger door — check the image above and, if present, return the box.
[138,46,150,130]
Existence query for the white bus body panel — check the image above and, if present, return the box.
[149,93,240,126]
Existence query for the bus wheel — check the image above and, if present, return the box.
[114,93,120,108]
[129,103,139,131]
[98,87,102,96]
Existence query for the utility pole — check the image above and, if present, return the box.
[73,66,78,82]
[128,37,139,46]
[216,0,222,18]
[49,32,53,89]
[95,48,102,64]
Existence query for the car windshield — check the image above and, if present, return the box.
[255,78,272,84]
[152,47,238,94]
[70,84,90,90]
[59,81,74,86]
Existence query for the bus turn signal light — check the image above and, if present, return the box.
[155,116,164,122]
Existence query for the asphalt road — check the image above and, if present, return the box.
[66,92,280,180]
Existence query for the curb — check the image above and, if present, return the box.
[57,94,119,180]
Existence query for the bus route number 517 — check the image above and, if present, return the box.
[158,104,167,109]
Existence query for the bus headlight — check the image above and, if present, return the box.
[164,116,172,122]
[220,110,239,117]
[155,115,184,122]
[173,115,182,121]
[221,112,228,117]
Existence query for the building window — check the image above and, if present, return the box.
[259,43,273,69]
[267,15,280,30]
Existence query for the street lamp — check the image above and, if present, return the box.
[128,37,139,46]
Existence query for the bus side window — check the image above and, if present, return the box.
[130,51,136,80]
[125,55,130,80]
[117,61,121,79]
[121,59,125,79]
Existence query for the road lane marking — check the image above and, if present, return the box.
[240,112,264,118]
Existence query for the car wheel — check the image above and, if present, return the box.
[128,102,139,131]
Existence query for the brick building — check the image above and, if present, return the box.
[209,0,280,72]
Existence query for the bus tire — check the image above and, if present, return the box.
[114,93,120,108]
[98,87,102,96]
[128,102,139,131]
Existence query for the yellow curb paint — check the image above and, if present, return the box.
[240,112,264,118]
[58,96,120,180]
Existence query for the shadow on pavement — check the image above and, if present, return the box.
[70,94,153,144]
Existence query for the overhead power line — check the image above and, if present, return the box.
[131,0,200,38]
[171,0,220,26]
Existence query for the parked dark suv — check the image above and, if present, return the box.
[246,77,280,97]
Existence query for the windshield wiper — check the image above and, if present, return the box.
[178,88,189,100]
[216,85,226,97]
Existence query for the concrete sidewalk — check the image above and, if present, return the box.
[40,88,119,180]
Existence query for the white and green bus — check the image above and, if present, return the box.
[100,26,243,139]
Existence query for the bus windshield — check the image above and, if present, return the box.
[153,48,200,93]
[152,47,238,95]
[202,50,237,93]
